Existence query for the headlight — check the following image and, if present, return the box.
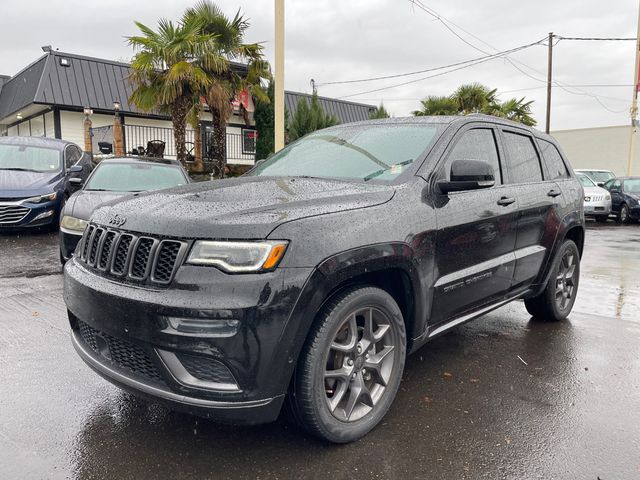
[60,215,88,233]
[23,192,57,204]
[186,240,288,273]
[605,194,611,200]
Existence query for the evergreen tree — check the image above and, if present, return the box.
[288,94,340,142]
[254,81,275,160]
[369,103,390,119]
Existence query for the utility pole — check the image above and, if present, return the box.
[626,1,640,176]
[545,32,554,134]
[274,0,285,152]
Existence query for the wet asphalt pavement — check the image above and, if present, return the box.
[1,223,639,480]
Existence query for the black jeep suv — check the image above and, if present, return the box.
[64,116,584,443]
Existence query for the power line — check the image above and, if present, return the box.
[408,0,632,114]
[336,43,545,99]
[557,36,636,41]
[319,39,545,87]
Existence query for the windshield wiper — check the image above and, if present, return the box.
[363,159,414,182]
[0,167,41,172]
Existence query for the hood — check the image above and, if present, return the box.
[91,176,395,239]
[583,186,609,196]
[66,190,132,220]
[0,169,63,198]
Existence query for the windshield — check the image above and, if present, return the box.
[85,163,187,192]
[0,144,61,172]
[577,173,596,188]
[623,178,640,194]
[583,170,614,182]
[248,123,443,183]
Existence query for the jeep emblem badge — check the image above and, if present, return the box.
[108,213,127,227]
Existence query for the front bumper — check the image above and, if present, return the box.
[59,229,82,261]
[629,204,640,220]
[583,198,611,217]
[64,258,314,424]
[0,199,59,228]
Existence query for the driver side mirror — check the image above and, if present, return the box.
[438,159,495,194]
[67,165,83,174]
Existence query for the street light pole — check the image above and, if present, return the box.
[274,0,285,152]
[626,1,640,176]
[545,32,554,134]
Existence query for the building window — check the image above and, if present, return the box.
[242,128,257,155]
[31,116,45,137]
[17,121,30,136]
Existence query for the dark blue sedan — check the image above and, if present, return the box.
[603,176,640,224]
[0,137,92,229]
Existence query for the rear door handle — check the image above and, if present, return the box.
[497,196,516,206]
[547,189,562,198]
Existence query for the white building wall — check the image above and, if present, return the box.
[551,125,640,176]
[60,111,113,147]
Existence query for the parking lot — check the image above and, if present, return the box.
[1,222,639,480]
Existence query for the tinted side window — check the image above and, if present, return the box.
[65,146,82,168]
[447,128,501,184]
[539,139,569,180]
[502,131,542,183]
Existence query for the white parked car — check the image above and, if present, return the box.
[576,172,612,222]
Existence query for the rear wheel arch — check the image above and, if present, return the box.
[564,225,585,257]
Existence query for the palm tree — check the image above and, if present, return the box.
[412,95,458,116]
[412,83,537,126]
[183,1,270,177]
[128,18,214,164]
[453,83,497,114]
[490,97,536,126]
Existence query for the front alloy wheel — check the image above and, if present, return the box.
[324,306,397,422]
[291,286,406,443]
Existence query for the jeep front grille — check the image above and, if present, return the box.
[77,224,187,285]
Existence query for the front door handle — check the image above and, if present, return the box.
[547,189,562,198]
[497,196,516,206]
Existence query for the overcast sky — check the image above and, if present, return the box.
[1,0,638,130]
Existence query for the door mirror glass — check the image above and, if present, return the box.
[67,165,83,173]
[438,159,495,193]
[69,177,83,188]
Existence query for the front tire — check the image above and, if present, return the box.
[619,204,631,224]
[524,239,580,321]
[291,286,406,443]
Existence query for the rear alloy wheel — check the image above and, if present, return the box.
[291,286,406,443]
[619,204,631,224]
[525,239,580,321]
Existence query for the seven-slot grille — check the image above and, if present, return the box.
[0,204,30,224]
[78,224,187,285]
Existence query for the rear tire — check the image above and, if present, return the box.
[290,286,406,443]
[524,239,580,322]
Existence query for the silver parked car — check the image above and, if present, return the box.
[576,172,611,222]
[575,168,616,187]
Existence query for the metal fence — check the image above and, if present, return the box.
[91,125,255,165]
